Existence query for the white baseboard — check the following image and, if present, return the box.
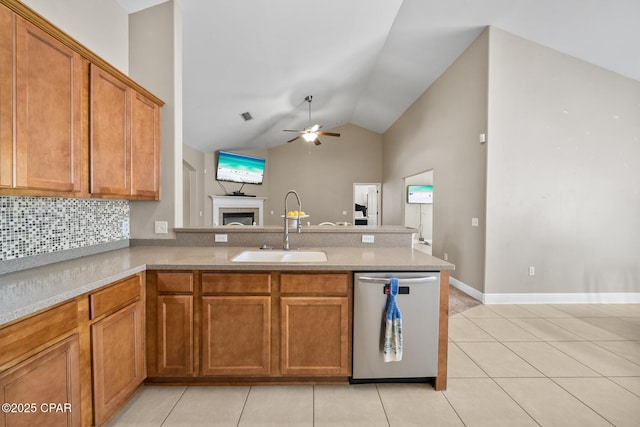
[449,276,640,304]
[449,277,483,302]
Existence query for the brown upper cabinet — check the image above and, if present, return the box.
[0,0,163,199]
[90,64,160,200]
[0,4,13,188]
[0,8,83,193]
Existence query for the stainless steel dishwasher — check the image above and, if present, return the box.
[351,271,440,382]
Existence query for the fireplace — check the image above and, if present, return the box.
[222,212,255,226]
[210,196,266,226]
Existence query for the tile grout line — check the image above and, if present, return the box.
[548,378,617,427]
[159,386,189,427]
[236,385,252,427]
[373,384,391,427]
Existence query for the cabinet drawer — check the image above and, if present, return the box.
[89,275,141,320]
[281,273,349,296]
[0,300,78,369]
[157,272,193,293]
[201,273,271,295]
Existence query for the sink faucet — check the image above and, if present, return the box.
[283,190,302,250]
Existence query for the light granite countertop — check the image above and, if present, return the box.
[0,246,453,326]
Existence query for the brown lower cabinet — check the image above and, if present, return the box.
[0,335,81,427]
[88,274,145,426]
[146,270,352,381]
[91,301,144,425]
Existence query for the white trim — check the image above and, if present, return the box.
[449,277,484,302]
[484,292,640,304]
[449,276,640,304]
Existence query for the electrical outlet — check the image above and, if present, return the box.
[443,253,448,261]
[215,234,228,242]
[154,221,168,234]
[471,217,479,227]
[362,235,375,243]
[121,219,129,235]
[529,266,535,276]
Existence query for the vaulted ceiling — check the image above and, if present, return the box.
[118,0,640,153]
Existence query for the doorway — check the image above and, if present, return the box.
[404,170,433,253]
[353,183,381,226]
[182,160,198,227]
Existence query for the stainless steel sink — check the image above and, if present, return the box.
[231,250,327,263]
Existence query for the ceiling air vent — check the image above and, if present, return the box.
[240,112,253,121]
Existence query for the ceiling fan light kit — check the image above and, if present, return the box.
[282,95,341,145]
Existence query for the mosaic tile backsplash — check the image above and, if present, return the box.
[0,197,130,261]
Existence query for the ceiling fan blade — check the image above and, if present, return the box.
[314,138,322,146]
[317,131,340,137]
[283,129,303,133]
[310,124,321,132]
[287,136,301,143]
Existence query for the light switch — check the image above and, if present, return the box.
[471,218,479,227]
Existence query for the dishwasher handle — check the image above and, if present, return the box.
[357,276,438,284]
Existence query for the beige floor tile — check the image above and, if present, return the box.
[484,305,538,318]
[553,377,640,427]
[456,342,543,378]
[594,340,640,364]
[107,386,186,427]
[547,317,626,340]
[504,342,600,377]
[517,304,573,318]
[609,377,640,397]
[314,384,388,427]
[470,318,541,341]
[495,378,611,426]
[447,342,487,378]
[582,317,640,340]
[239,385,312,427]
[623,316,640,326]
[459,304,503,319]
[550,341,640,376]
[552,304,614,317]
[163,386,248,427]
[595,304,640,317]
[377,383,464,426]
[509,318,584,341]
[448,318,496,342]
[443,378,537,427]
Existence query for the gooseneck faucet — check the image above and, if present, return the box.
[283,190,302,250]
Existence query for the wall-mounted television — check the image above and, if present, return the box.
[407,185,433,204]
[216,150,266,185]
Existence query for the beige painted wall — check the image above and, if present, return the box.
[264,123,382,225]
[22,0,129,73]
[185,123,382,227]
[485,28,640,294]
[129,1,181,239]
[383,30,489,292]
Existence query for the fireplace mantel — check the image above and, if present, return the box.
[209,195,266,226]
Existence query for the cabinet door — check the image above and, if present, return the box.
[280,297,350,376]
[91,301,144,425]
[14,17,82,192]
[157,295,193,376]
[90,63,130,196]
[131,90,160,199]
[0,4,13,188]
[0,335,81,427]
[201,296,271,376]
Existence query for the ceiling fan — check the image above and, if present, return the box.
[283,95,340,145]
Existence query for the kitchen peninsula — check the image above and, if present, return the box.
[0,244,453,426]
